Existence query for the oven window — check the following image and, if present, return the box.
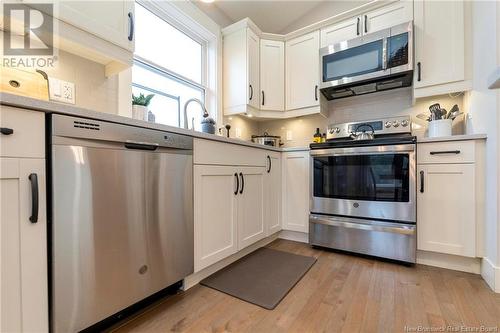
[323,39,383,82]
[313,153,410,202]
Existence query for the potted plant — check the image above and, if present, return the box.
[132,93,154,121]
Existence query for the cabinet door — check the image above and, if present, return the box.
[414,0,464,88]
[363,1,413,34]
[286,31,320,110]
[58,1,134,51]
[194,165,238,272]
[265,154,282,235]
[1,158,48,332]
[320,16,360,47]
[417,164,476,257]
[247,28,260,109]
[282,151,310,233]
[238,167,266,250]
[260,39,285,111]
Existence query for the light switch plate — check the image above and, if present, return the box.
[286,130,293,141]
[235,128,242,138]
[49,77,75,104]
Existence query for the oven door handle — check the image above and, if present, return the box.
[310,145,415,157]
[310,215,416,235]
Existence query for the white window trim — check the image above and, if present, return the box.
[135,0,222,127]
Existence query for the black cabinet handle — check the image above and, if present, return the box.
[315,85,318,101]
[262,91,265,106]
[267,155,272,173]
[356,17,360,35]
[128,12,134,41]
[417,62,421,81]
[239,172,244,194]
[430,150,461,155]
[419,171,424,193]
[0,127,14,135]
[234,173,239,195]
[364,15,368,33]
[28,173,39,223]
[249,85,253,100]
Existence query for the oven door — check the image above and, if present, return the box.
[310,144,416,222]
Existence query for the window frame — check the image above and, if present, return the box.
[133,0,219,128]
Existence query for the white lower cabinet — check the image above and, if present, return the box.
[193,164,266,272]
[416,140,485,258]
[417,164,475,257]
[264,152,282,235]
[237,167,266,250]
[194,165,238,272]
[282,151,310,233]
[1,159,48,332]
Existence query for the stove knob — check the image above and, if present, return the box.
[392,120,400,127]
[329,128,334,134]
[401,119,409,127]
[335,127,341,133]
[385,121,392,128]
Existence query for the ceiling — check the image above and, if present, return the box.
[194,0,328,34]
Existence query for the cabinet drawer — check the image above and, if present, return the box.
[0,106,45,159]
[417,141,475,164]
[194,139,266,167]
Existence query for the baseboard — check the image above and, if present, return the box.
[481,257,500,293]
[278,230,308,243]
[183,233,279,290]
[416,250,481,274]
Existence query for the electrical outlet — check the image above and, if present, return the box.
[286,130,293,141]
[49,77,75,104]
[235,128,242,138]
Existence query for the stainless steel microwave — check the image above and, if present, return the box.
[319,21,413,100]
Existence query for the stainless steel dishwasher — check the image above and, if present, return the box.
[50,114,193,332]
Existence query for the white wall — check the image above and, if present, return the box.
[467,0,499,291]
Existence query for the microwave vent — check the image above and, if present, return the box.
[73,120,100,131]
[351,83,377,95]
[377,80,403,90]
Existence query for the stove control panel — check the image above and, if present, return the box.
[327,116,411,140]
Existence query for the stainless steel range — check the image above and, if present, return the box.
[309,116,416,263]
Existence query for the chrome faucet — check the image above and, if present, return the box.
[183,98,208,130]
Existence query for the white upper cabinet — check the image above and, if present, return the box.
[223,27,260,115]
[320,16,360,47]
[414,0,466,94]
[320,1,413,47]
[286,30,320,111]
[58,1,135,51]
[247,29,260,109]
[260,39,285,111]
[363,1,413,34]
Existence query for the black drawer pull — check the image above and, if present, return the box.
[419,171,424,193]
[28,173,39,223]
[234,173,239,195]
[417,62,421,81]
[430,150,461,155]
[267,155,271,173]
[239,172,244,194]
[1,127,14,135]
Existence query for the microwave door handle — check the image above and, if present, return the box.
[382,38,388,70]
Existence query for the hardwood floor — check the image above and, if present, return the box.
[112,239,500,333]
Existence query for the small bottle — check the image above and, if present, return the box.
[313,128,322,143]
[321,133,327,143]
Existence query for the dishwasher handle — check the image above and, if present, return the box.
[124,140,159,151]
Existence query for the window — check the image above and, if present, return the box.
[132,2,208,129]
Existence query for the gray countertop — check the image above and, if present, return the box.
[417,134,487,143]
[1,92,301,152]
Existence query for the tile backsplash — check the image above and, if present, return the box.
[255,88,466,147]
